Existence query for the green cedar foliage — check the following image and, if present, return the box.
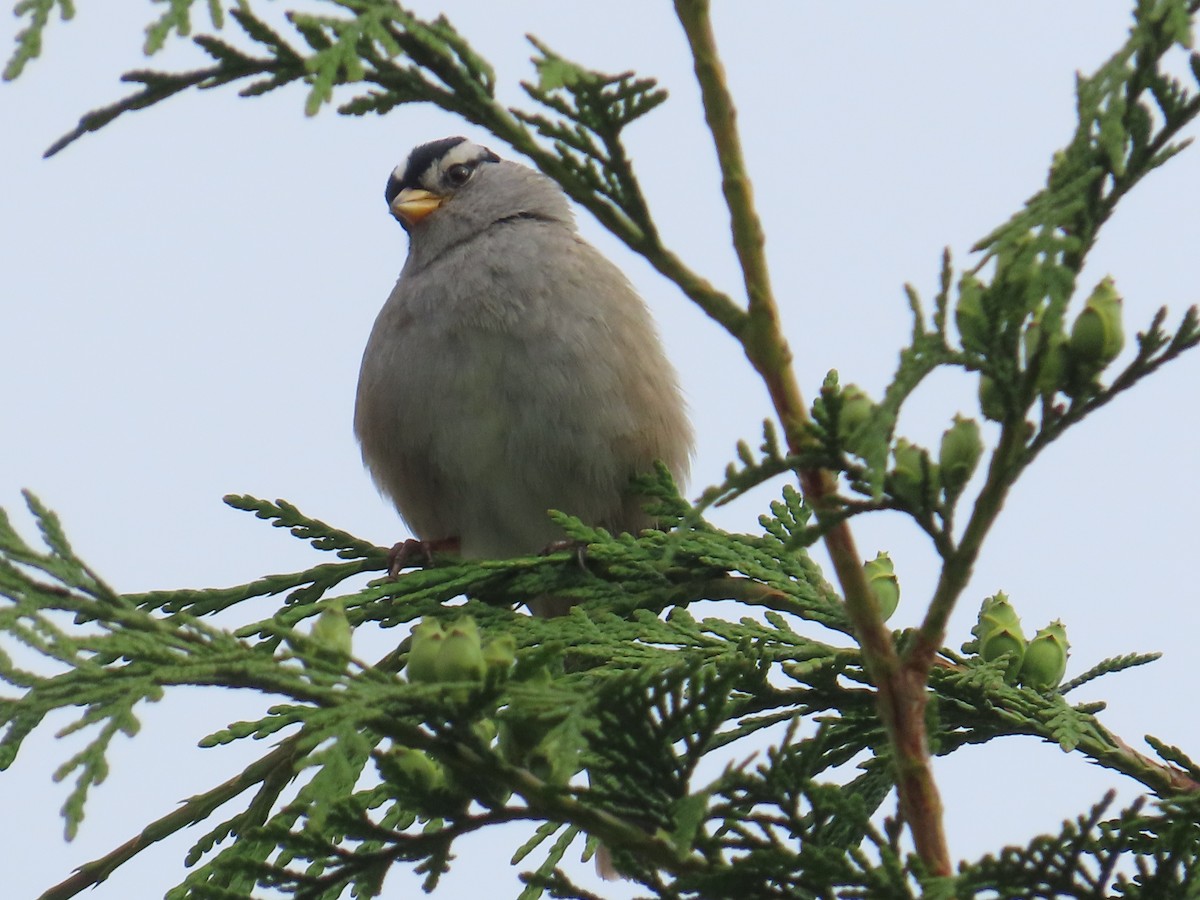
[5,1,1200,898]
[2,482,1198,897]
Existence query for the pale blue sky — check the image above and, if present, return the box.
[3,3,1199,898]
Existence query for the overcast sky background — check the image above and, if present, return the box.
[3,2,1200,898]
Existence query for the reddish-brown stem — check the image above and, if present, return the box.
[675,0,951,875]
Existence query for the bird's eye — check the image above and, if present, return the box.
[445,163,473,187]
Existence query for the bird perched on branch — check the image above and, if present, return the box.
[355,137,693,616]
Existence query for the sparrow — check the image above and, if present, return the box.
[354,137,693,616]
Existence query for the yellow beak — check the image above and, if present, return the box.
[391,187,443,225]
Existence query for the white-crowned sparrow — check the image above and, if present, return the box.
[355,137,693,615]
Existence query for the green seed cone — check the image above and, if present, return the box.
[890,439,938,508]
[385,747,445,790]
[1069,307,1107,364]
[434,616,487,683]
[1018,620,1070,691]
[964,592,1025,659]
[979,626,1027,680]
[1024,315,1069,399]
[406,619,446,683]
[863,552,900,621]
[1089,277,1125,361]
[977,592,1022,632]
[310,598,352,666]
[978,375,1006,422]
[839,384,876,457]
[938,415,983,496]
[1069,276,1124,367]
[482,633,517,674]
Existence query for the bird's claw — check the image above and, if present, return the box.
[387,536,461,578]
[541,539,589,572]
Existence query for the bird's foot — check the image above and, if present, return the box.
[541,539,589,572]
[387,536,461,578]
